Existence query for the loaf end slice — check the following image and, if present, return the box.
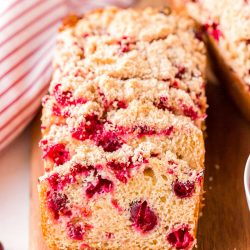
[38,147,204,250]
[172,0,250,121]
[39,6,207,249]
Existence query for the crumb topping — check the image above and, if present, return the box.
[39,7,206,250]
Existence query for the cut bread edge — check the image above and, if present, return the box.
[167,0,250,122]
[206,35,250,122]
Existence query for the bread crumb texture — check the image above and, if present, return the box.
[39,7,206,250]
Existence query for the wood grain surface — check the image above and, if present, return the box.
[29,0,250,249]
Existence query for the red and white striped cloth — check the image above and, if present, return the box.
[0,0,135,151]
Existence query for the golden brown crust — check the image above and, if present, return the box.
[193,178,204,238]
[58,7,119,32]
[39,185,57,250]
[59,14,81,32]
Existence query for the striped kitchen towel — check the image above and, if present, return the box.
[0,0,135,151]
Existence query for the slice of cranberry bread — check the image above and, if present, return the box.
[39,7,206,249]
[40,100,204,172]
[172,0,250,120]
[39,146,204,250]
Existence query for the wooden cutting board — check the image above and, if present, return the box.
[29,1,250,249]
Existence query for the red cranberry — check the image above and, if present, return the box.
[119,44,130,53]
[211,23,222,41]
[116,100,128,109]
[150,153,159,157]
[203,23,210,31]
[71,123,88,141]
[130,200,158,233]
[47,191,71,219]
[51,107,70,119]
[72,114,123,152]
[52,104,61,116]
[72,114,103,141]
[43,143,70,166]
[67,221,84,240]
[83,114,103,135]
[102,98,128,110]
[107,157,146,183]
[168,160,176,165]
[85,176,113,198]
[75,97,87,104]
[62,174,75,187]
[70,164,93,176]
[175,66,186,79]
[156,96,173,111]
[47,164,94,191]
[54,84,87,106]
[167,226,194,249]
[95,130,123,152]
[173,180,195,198]
[54,84,74,106]
[99,91,127,110]
[170,81,179,89]
[134,126,156,138]
[47,173,75,190]
[98,91,110,111]
[162,126,174,136]
[182,104,199,120]
[39,139,47,147]
[107,160,131,183]
[194,29,203,41]
[203,22,222,41]
[63,110,71,118]
[167,169,174,174]
[47,173,61,190]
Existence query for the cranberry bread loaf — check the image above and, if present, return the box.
[172,0,250,120]
[39,7,207,249]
